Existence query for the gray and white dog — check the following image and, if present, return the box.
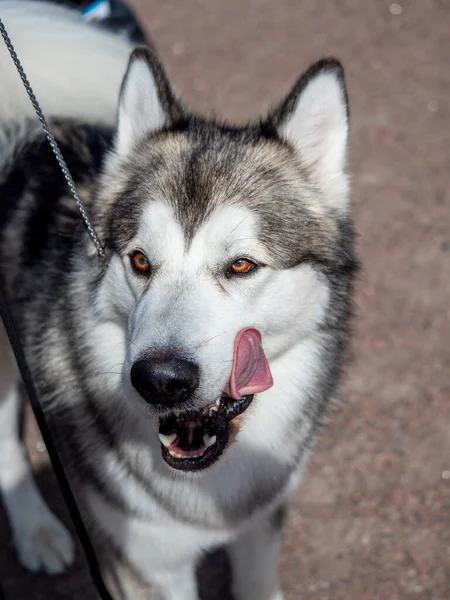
[0,2,357,599]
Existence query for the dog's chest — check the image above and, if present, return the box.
[84,483,232,581]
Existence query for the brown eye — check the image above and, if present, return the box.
[229,258,258,275]
[131,251,150,274]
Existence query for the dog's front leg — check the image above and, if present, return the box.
[229,505,286,600]
[149,565,199,600]
[0,326,74,574]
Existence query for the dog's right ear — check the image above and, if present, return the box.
[115,47,184,156]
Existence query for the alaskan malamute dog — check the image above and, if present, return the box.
[0,2,357,598]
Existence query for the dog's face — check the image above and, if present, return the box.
[95,48,352,472]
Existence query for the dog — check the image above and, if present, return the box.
[0,2,357,598]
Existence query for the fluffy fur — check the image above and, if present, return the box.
[0,2,357,599]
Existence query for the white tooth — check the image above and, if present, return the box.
[203,434,217,448]
[215,398,221,407]
[159,433,177,448]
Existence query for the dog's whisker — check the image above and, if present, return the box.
[195,329,233,349]
[98,371,123,376]
[228,215,250,236]
[229,237,259,243]
[106,362,124,369]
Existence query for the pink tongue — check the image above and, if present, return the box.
[223,328,273,400]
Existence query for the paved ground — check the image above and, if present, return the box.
[1,0,450,598]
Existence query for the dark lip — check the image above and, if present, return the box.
[161,427,229,471]
[159,395,254,472]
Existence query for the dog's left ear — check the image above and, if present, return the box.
[115,46,184,155]
[269,58,349,207]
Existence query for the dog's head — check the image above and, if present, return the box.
[95,47,354,472]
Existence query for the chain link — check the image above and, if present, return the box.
[0,17,105,259]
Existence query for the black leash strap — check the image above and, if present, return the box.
[0,288,114,600]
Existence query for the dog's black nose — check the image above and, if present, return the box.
[130,355,199,406]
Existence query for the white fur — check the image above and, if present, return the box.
[89,200,330,598]
[99,200,329,417]
[86,486,228,599]
[279,70,350,210]
[0,0,133,168]
[116,53,167,155]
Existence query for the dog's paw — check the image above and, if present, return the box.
[14,506,75,575]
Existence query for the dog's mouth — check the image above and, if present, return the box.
[158,395,253,471]
[158,327,273,472]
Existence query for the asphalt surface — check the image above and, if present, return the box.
[1,0,449,598]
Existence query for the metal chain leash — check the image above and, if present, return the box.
[0,17,105,260]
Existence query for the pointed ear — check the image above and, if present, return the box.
[270,58,349,203]
[115,46,184,155]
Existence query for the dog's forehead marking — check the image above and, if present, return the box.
[135,200,185,260]
[135,200,262,268]
[190,205,262,258]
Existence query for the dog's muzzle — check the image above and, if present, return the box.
[132,328,273,472]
